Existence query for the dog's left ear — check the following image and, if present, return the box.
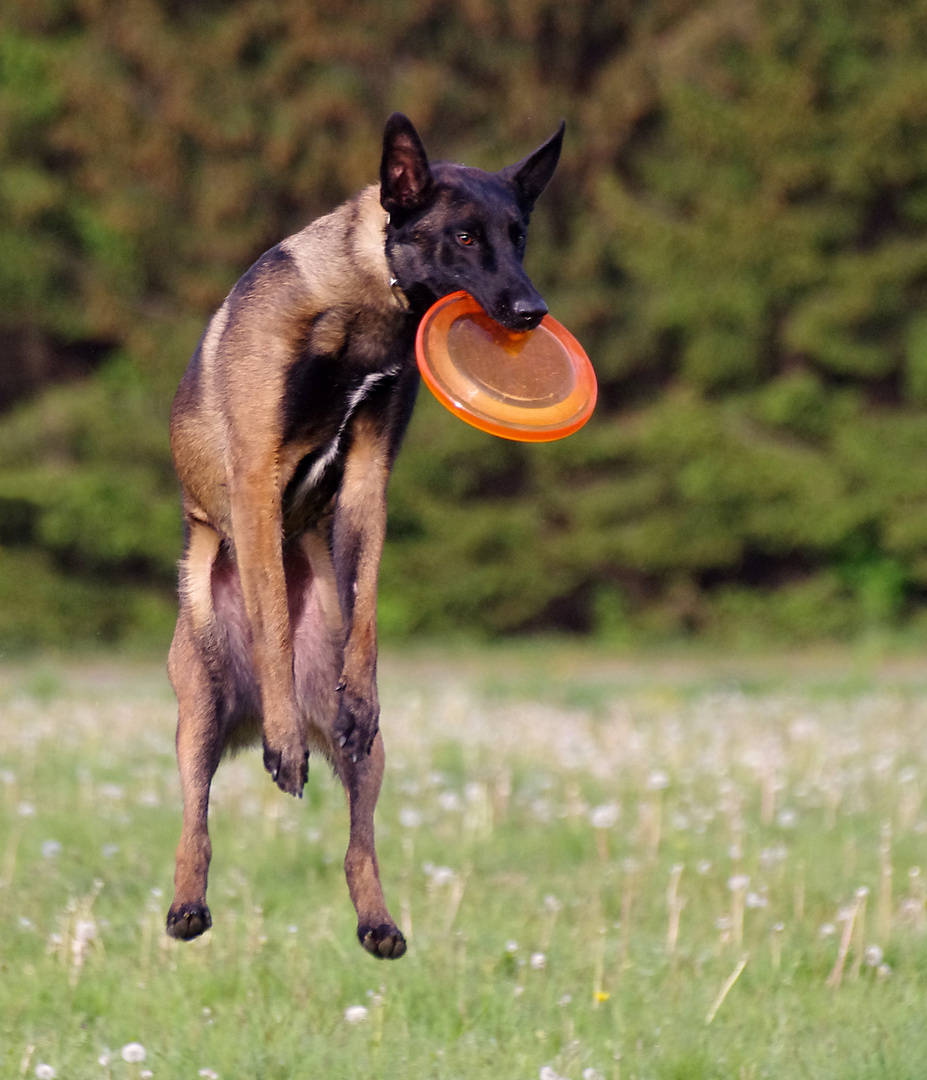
[501,120,566,213]
[380,113,434,216]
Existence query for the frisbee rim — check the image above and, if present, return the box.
[414,291,596,442]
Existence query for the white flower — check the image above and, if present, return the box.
[728,874,750,892]
[343,1005,369,1024]
[864,945,884,968]
[199,1070,220,1079]
[41,840,62,859]
[647,770,669,791]
[35,1065,57,1079]
[589,803,619,829]
[438,790,461,812]
[121,1043,146,1063]
[74,919,97,943]
[398,807,422,828]
[539,1068,561,1080]
[530,951,546,970]
[429,866,456,887]
[505,939,520,954]
[140,1072,153,1080]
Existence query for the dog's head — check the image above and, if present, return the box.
[380,113,564,332]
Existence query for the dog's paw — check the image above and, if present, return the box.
[358,921,407,960]
[166,902,212,940]
[335,686,379,763]
[263,742,309,797]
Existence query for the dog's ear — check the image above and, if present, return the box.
[380,113,434,216]
[501,120,565,213]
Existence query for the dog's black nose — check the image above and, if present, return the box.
[510,296,548,330]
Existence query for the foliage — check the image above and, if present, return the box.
[2,0,927,646]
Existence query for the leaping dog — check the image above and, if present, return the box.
[165,112,564,958]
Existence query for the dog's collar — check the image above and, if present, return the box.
[389,274,410,312]
[384,214,411,312]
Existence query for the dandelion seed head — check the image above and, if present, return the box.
[74,919,96,943]
[728,874,750,892]
[343,1005,368,1024]
[35,1065,56,1079]
[647,769,669,791]
[819,922,837,938]
[398,807,422,828]
[505,939,520,954]
[864,944,884,967]
[438,790,461,812]
[198,1070,220,1079]
[589,803,619,829]
[41,839,62,859]
[121,1042,146,1063]
[428,865,456,887]
[530,951,546,970]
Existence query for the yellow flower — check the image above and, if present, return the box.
[593,991,610,1004]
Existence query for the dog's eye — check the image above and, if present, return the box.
[456,232,475,247]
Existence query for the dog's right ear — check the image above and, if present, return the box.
[380,113,434,217]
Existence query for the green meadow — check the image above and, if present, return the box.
[2,648,927,1079]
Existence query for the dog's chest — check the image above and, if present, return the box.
[284,364,400,516]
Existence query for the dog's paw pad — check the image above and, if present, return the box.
[166,902,212,941]
[359,922,407,960]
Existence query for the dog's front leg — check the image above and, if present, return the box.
[228,464,308,797]
[331,414,390,761]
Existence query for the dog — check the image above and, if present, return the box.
[164,112,564,958]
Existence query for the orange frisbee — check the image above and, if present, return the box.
[415,291,597,442]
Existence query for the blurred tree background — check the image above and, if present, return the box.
[3,0,927,651]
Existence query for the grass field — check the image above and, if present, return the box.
[2,646,927,1079]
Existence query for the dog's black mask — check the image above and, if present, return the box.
[380,113,564,332]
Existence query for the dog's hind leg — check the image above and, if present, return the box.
[166,521,224,940]
[336,736,407,959]
[291,530,405,959]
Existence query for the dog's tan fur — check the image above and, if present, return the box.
[164,113,564,959]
